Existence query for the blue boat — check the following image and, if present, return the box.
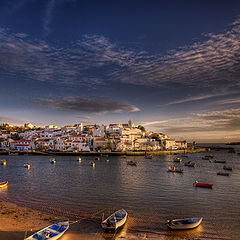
[25,221,69,240]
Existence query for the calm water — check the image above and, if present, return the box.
[0,145,240,239]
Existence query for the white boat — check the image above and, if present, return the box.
[1,159,6,166]
[166,217,203,230]
[24,163,30,169]
[25,221,69,240]
[90,161,95,167]
[50,158,56,164]
[102,209,128,230]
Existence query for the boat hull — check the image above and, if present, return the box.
[0,181,8,188]
[167,217,203,230]
[25,221,69,240]
[195,182,213,188]
[102,209,128,231]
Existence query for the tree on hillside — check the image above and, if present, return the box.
[137,125,145,132]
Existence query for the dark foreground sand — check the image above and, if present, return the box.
[0,201,160,240]
[1,200,231,240]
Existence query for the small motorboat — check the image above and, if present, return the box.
[77,157,82,162]
[214,160,226,164]
[50,158,56,164]
[167,167,183,173]
[127,161,137,166]
[194,181,213,189]
[1,159,6,166]
[166,217,203,230]
[174,157,182,163]
[24,163,30,169]
[95,157,100,160]
[184,161,196,167]
[106,159,110,162]
[90,161,95,167]
[101,209,128,230]
[0,181,8,188]
[24,221,69,240]
[145,155,152,159]
[223,165,232,171]
[217,172,229,176]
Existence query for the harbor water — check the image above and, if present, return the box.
[0,145,240,239]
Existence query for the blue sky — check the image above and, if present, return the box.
[0,0,240,142]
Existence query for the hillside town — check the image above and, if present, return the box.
[0,120,187,152]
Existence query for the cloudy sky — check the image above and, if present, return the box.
[0,0,240,142]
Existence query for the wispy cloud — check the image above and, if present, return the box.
[32,97,140,113]
[43,0,56,36]
[150,109,240,142]
[142,120,168,126]
[0,116,26,125]
[0,16,240,92]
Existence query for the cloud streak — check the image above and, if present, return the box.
[0,16,240,92]
[32,97,140,113]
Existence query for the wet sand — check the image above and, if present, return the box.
[0,200,153,240]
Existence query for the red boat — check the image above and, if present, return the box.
[194,181,213,189]
[0,181,8,188]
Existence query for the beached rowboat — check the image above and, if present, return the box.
[0,181,8,188]
[166,217,203,230]
[102,209,128,230]
[25,221,69,240]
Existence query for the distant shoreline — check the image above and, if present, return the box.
[0,148,207,156]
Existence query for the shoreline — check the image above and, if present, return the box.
[0,148,207,156]
[0,200,163,240]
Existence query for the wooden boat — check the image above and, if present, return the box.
[50,158,56,164]
[1,159,6,166]
[214,160,226,164]
[25,221,69,240]
[0,181,8,188]
[184,161,196,167]
[167,167,183,173]
[223,165,232,171]
[90,161,95,167]
[166,217,203,230]
[24,163,30,169]
[101,209,128,230]
[217,172,229,176]
[194,181,213,189]
[127,161,137,166]
[174,157,182,163]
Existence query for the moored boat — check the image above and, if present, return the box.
[127,161,137,166]
[0,181,8,188]
[101,209,128,230]
[24,163,30,169]
[223,165,232,171]
[24,221,69,240]
[168,167,183,173]
[214,160,226,164]
[184,161,196,167]
[1,159,6,166]
[90,161,95,167]
[194,181,213,189]
[77,157,82,162]
[174,157,182,163]
[166,217,203,230]
[50,158,56,164]
[145,155,152,159]
[217,172,229,176]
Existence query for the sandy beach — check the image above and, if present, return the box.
[0,200,158,240]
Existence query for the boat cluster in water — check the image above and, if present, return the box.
[0,149,238,239]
